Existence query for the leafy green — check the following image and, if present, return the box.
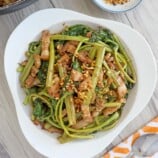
[126,80,134,89]
[28,41,41,55]
[51,98,58,109]
[72,60,82,72]
[62,24,92,36]
[107,95,116,102]
[33,99,43,117]
[37,61,49,85]
[89,29,113,43]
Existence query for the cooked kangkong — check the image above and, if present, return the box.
[18,24,136,143]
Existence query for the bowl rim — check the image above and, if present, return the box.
[92,0,143,13]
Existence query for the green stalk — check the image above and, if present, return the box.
[65,95,76,126]
[103,61,119,87]
[72,39,88,62]
[89,47,97,60]
[46,41,55,88]
[68,112,119,133]
[104,102,122,107]
[85,41,112,52]
[59,95,93,139]
[82,46,106,119]
[112,34,136,83]
[51,34,88,41]
[20,55,34,86]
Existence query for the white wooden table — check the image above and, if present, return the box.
[0,0,158,157]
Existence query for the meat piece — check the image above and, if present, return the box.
[69,40,79,46]
[34,54,41,69]
[56,44,63,55]
[48,75,60,99]
[79,77,92,91]
[25,76,35,88]
[86,32,92,38]
[74,97,83,112]
[105,53,116,70]
[30,55,41,77]
[105,52,111,61]
[32,78,40,86]
[97,70,104,88]
[41,30,50,60]
[72,117,93,129]
[33,119,40,125]
[61,40,79,54]
[30,66,39,77]
[57,54,70,66]
[78,51,92,64]
[81,64,94,70]
[47,127,63,134]
[71,69,83,81]
[117,76,127,99]
[65,82,75,93]
[20,60,28,66]
[92,97,105,117]
[103,107,119,116]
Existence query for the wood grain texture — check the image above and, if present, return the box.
[0,0,158,157]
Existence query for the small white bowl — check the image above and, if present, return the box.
[92,0,142,13]
[4,9,157,158]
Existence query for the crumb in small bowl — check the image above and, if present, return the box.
[104,0,130,5]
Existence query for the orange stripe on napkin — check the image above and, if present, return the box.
[152,117,158,123]
[103,153,110,158]
[132,132,140,145]
[113,147,130,154]
[142,126,158,133]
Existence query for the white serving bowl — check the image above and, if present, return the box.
[92,0,142,13]
[4,9,157,158]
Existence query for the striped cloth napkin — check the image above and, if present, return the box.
[103,117,158,158]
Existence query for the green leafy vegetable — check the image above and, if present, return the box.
[28,41,41,54]
[33,99,43,117]
[37,61,48,85]
[62,24,92,36]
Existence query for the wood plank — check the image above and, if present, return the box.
[51,0,131,25]
[0,1,52,158]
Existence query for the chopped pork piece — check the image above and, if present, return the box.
[78,51,92,64]
[31,66,39,78]
[79,77,92,91]
[103,107,119,116]
[117,76,127,99]
[97,70,104,88]
[48,75,60,99]
[34,54,41,69]
[71,69,83,81]
[60,40,79,54]
[47,127,63,134]
[72,117,92,129]
[25,75,35,88]
[92,97,105,117]
[86,32,92,38]
[20,60,28,66]
[57,54,70,66]
[41,30,50,60]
